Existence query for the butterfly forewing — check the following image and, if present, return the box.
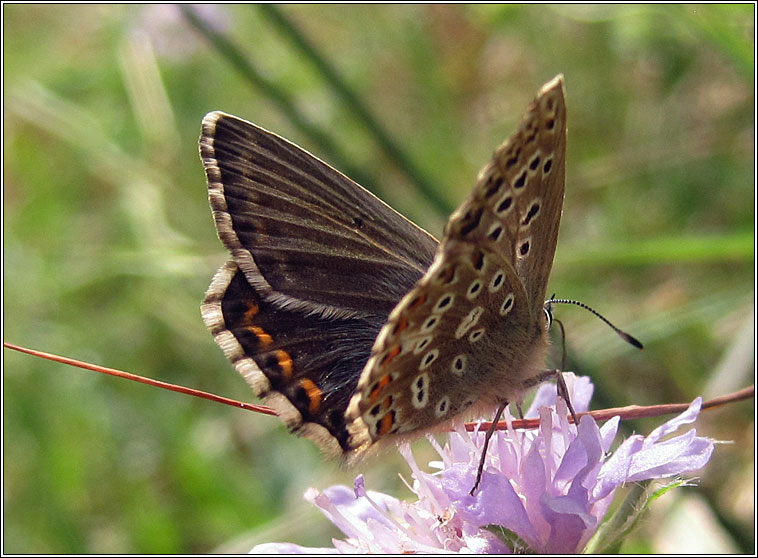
[446,77,565,310]
[200,112,438,319]
[502,77,566,308]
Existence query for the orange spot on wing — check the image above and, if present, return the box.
[377,411,395,437]
[276,350,293,379]
[408,294,427,311]
[247,325,273,346]
[244,303,260,322]
[392,317,409,335]
[369,374,392,405]
[300,378,322,415]
[381,345,402,366]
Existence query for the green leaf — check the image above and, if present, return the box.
[483,524,537,554]
[583,479,688,554]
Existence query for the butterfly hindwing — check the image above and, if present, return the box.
[345,241,542,451]
[202,261,384,455]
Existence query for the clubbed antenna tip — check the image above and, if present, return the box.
[546,297,644,350]
[618,330,644,350]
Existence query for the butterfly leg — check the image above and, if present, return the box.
[514,402,525,420]
[470,400,509,495]
[554,370,579,425]
[523,369,579,425]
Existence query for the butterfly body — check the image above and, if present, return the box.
[201,75,566,461]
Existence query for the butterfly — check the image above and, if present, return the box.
[200,75,566,463]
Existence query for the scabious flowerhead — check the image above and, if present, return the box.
[253,374,715,554]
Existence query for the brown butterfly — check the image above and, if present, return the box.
[201,76,567,462]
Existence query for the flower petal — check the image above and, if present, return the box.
[444,464,540,546]
[644,398,702,446]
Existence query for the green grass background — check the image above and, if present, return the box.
[3,4,754,553]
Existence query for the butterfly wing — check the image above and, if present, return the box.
[203,261,382,455]
[200,112,439,320]
[344,240,539,453]
[444,76,566,310]
[504,77,566,308]
[346,76,566,453]
[200,114,439,454]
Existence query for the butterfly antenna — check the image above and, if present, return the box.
[545,298,644,350]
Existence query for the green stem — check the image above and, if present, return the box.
[258,4,452,215]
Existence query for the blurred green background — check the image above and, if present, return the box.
[3,4,754,553]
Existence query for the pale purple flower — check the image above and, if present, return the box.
[253,374,715,554]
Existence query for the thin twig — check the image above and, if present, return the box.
[4,342,276,416]
[468,385,755,431]
[5,341,753,431]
